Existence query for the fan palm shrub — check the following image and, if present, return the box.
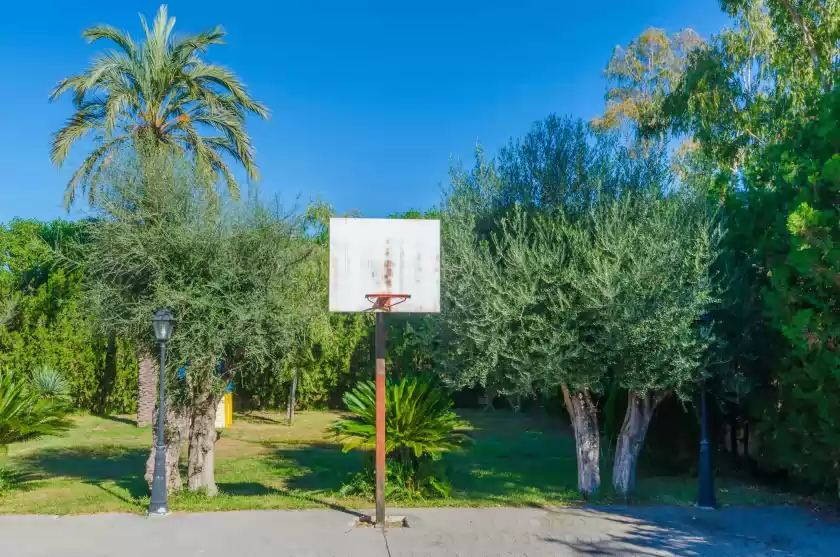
[331,375,471,498]
[0,369,71,454]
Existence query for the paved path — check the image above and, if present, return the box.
[1,505,839,556]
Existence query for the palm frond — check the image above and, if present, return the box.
[82,24,138,61]
[50,101,106,165]
[330,375,472,462]
[65,136,130,206]
[171,26,226,65]
[49,75,88,103]
[186,61,269,118]
[0,370,71,451]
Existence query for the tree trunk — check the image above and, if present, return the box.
[286,368,298,425]
[742,419,750,469]
[187,385,220,495]
[482,384,497,412]
[136,351,157,427]
[612,390,661,499]
[94,332,118,415]
[561,384,600,497]
[729,412,739,460]
[144,400,189,493]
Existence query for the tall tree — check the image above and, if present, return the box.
[736,87,840,493]
[82,145,308,494]
[50,5,268,427]
[604,194,720,497]
[437,116,678,497]
[592,27,702,155]
[50,4,268,207]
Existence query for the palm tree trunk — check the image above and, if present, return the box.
[136,351,157,427]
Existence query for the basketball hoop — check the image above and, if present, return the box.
[328,218,439,527]
[365,293,411,312]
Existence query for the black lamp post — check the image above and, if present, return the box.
[697,378,717,509]
[696,313,716,510]
[149,309,174,516]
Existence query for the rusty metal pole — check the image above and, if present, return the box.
[375,311,386,526]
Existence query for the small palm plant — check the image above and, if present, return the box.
[0,370,71,455]
[331,375,471,498]
[30,366,69,400]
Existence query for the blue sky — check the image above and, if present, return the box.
[0,1,728,224]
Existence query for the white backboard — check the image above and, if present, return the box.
[329,218,440,313]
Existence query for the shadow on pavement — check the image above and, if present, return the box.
[535,505,837,556]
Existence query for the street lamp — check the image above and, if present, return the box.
[149,309,175,516]
[696,313,716,509]
[696,379,717,509]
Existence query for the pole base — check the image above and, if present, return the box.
[356,515,408,528]
[148,505,170,517]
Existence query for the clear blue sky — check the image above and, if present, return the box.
[0,1,728,224]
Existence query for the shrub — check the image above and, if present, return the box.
[0,369,71,453]
[30,366,69,399]
[338,456,452,500]
[331,375,471,499]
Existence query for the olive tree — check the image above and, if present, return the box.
[82,146,310,494]
[437,116,718,497]
[593,193,720,498]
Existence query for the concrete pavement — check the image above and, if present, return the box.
[1,505,839,556]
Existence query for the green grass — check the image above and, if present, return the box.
[0,410,815,514]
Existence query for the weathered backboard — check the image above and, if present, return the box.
[329,218,440,313]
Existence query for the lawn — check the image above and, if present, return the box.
[0,409,810,514]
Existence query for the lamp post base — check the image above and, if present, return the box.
[148,506,170,517]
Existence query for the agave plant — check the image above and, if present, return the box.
[0,370,71,454]
[331,375,471,466]
[30,366,69,400]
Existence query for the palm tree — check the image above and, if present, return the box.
[50,4,268,208]
[50,5,268,427]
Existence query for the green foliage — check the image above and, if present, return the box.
[0,218,137,414]
[338,456,452,500]
[593,27,702,149]
[736,86,840,490]
[331,375,471,460]
[665,0,840,196]
[440,193,718,399]
[30,366,69,399]
[50,5,268,207]
[82,145,310,408]
[0,369,71,453]
[331,375,470,498]
[660,0,840,494]
[438,115,715,399]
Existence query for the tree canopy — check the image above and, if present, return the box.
[50,5,268,206]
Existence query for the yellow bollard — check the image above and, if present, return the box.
[225,392,233,427]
